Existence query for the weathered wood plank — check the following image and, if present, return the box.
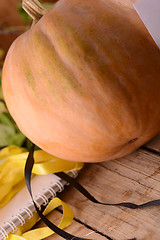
[145,134,160,153]
[35,210,107,240]
[45,149,160,240]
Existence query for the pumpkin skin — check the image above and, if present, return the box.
[2,0,160,162]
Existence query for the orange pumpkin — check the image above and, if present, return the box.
[2,0,160,162]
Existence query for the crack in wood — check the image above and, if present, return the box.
[73,216,116,240]
[56,208,115,240]
[141,146,160,156]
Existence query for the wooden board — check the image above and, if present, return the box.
[35,145,160,240]
[145,134,160,152]
[35,210,107,240]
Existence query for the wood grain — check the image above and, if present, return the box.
[145,134,160,153]
[36,149,160,240]
[35,210,106,240]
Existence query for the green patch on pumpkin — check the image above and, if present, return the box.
[24,67,36,92]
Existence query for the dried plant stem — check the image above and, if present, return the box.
[22,0,47,24]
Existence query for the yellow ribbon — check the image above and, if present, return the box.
[0,145,27,161]
[0,146,84,207]
[8,197,74,240]
[0,146,84,239]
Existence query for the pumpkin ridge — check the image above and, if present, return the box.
[33,22,82,93]
[37,2,142,134]
[37,5,139,127]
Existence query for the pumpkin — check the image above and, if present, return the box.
[2,0,160,162]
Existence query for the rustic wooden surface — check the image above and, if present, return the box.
[36,134,160,240]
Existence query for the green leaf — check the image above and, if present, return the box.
[0,89,3,101]
[25,138,40,150]
[0,124,15,146]
[0,102,7,114]
[6,132,26,147]
[0,113,15,128]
